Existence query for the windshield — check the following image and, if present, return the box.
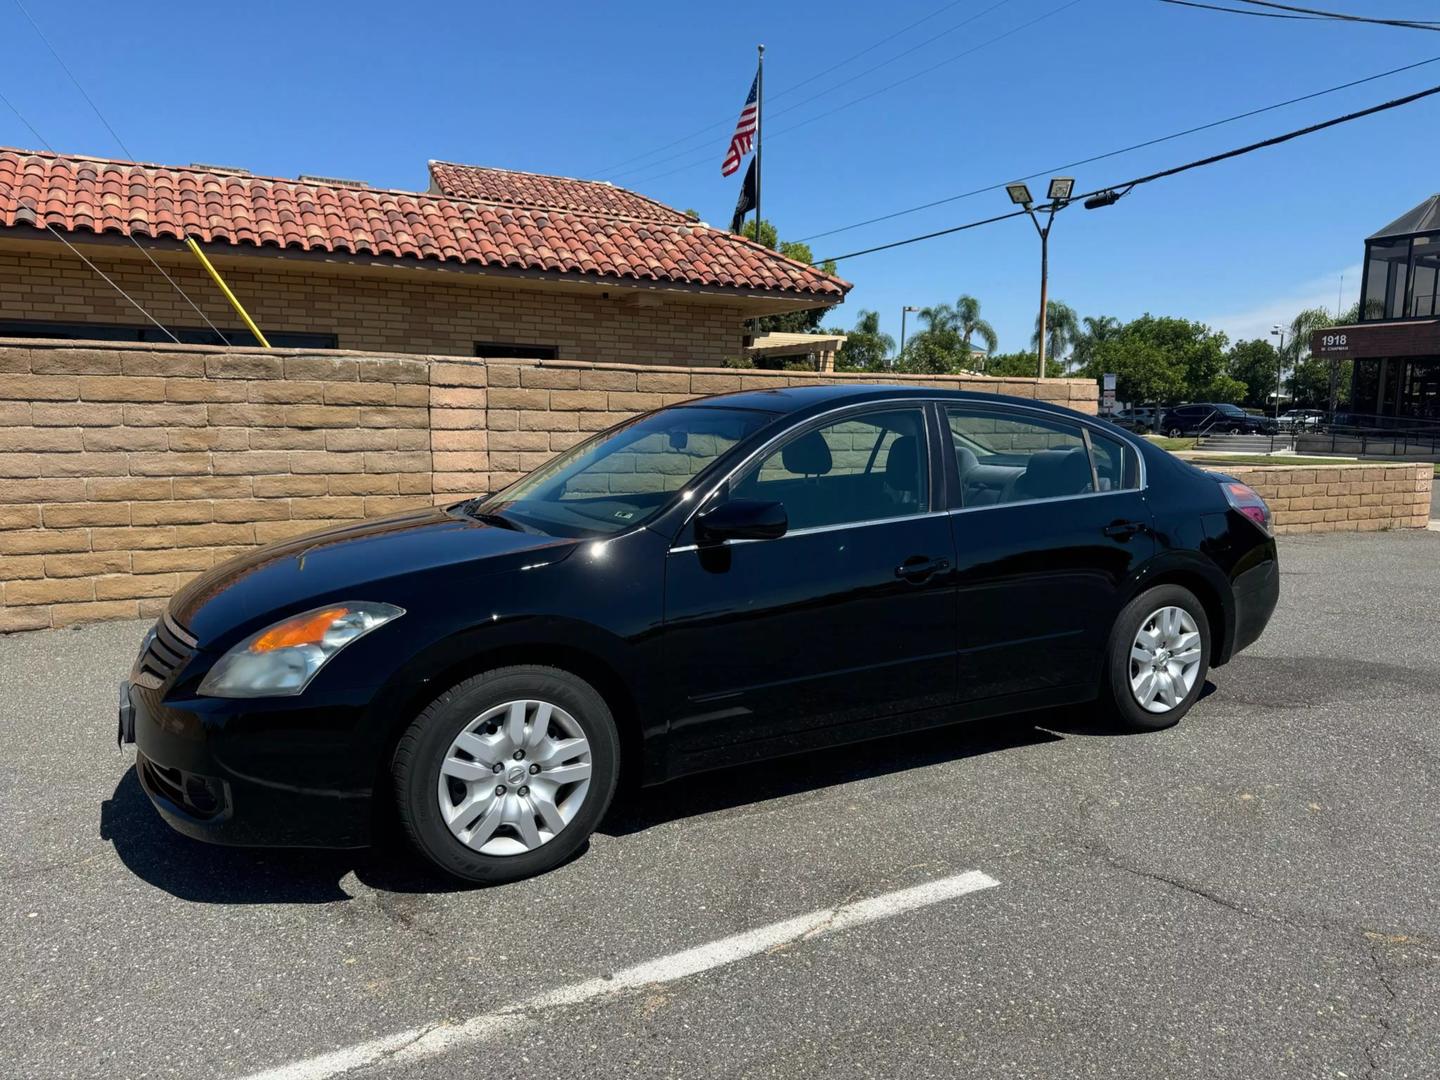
[473,406,775,538]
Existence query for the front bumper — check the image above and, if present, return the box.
[129,681,376,849]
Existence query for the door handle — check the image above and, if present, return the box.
[895,555,950,581]
[1103,520,1143,540]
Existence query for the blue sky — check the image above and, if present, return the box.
[3,0,1439,354]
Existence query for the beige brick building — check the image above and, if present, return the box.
[0,150,849,366]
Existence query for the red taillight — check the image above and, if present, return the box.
[1222,481,1272,534]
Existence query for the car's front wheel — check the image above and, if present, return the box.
[1167,426,1183,438]
[1100,585,1211,731]
[393,665,620,884]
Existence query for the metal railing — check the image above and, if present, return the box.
[1302,410,1440,456]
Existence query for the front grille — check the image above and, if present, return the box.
[132,612,198,690]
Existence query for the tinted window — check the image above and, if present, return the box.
[947,407,1107,506]
[480,406,774,537]
[1089,430,1137,491]
[731,408,929,530]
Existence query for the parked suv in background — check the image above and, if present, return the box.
[1164,403,1277,437]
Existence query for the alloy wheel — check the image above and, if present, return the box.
[1129,606,1203,713]
[436,699,593,856]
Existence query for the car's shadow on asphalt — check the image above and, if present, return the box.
[101,691,1213,902]
[100,768,473,904]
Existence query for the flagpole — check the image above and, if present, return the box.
[755,44,764,245]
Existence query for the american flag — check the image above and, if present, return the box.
[721,73,759,177]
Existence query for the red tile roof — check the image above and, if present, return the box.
[0,149,849,300]
[429,161,688,223]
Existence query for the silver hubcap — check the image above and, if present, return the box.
[436,699,592,856]
[1129,606,1203,714]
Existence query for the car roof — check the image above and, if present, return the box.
[685,382,1091,422]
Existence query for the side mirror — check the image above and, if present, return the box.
[696,499,788,544]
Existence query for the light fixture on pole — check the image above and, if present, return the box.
[1270,324,1287,422]
[899,305,919,367]
[1008,178,1074,380]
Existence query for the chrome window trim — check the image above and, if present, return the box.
[669,509,949,554]
[672,397,937,543]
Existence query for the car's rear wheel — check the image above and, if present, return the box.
[1100,585,1211,731]
[393,665,620,884]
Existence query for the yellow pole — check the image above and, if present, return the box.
[183,236,271,348]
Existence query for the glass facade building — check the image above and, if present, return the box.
[1323,194,1440,422]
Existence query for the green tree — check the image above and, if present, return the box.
[987,350,1063,378]
[1031,300,1080,366]
[1225,339,1280,410]
[833,309,894,372]
[1087,337,1186,406]
[897,304,969,373]
[1072,314,1122,371]
[737,219,840,333]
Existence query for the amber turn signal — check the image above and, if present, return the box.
[250,607,350,653]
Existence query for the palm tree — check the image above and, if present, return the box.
[1073,314,1121,372]
[1032,300,1080,367]
[835,309,894,371]
[918,303,957,334]
[953,294,998,367]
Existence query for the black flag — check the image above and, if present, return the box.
[730,157,757,234]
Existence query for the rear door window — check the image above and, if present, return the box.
[945,406,1135,506]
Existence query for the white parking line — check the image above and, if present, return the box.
[240,869,1000,1080]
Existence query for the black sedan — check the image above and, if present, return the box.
[121,386,1279,883]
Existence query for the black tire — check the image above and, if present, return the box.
[1099,585,1211,732]
[392,665,620,884]
[1167,426,1183,438]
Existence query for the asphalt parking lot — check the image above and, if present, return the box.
[3,530,1439,1080]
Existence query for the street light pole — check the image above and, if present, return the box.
[899,305,918,368]
[1036,224,1050,380]
[1007,178,1074,380]
[1270,325,1287,422]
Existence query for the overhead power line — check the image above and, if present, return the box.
[796,51,1440,244]
[1230,1,1440,30]
[1161,0,1440,29]
[9,0,233,345]
[591,0,984,177]
[1158,0,1326,19]
[621,0,1085,189]
[816,80,1440,262]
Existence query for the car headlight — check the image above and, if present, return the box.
[198,601,404,698]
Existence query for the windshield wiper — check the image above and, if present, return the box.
[457,501,522,531]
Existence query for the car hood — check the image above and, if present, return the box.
[169,505,578,646]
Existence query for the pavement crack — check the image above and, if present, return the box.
[1361,939,1400,1079]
